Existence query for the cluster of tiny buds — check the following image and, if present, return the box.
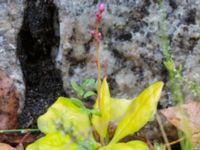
[96,3,105,24]
[90,31,102,41]
[91,3,105,41]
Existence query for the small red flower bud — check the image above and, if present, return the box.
[96,12,102,23]
[90,30,96,37]
[98,3,105,13]
[98,32,102,40]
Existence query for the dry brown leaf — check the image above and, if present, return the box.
[160,101,200,133]
[192,132,200,149]
[16,143,24,150]
[0,133,40,145]
[0,69,20,129]
[0,143,16,150]
[160,101,200,149]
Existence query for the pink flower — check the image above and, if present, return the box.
[90,3,105,42]
[98,3,105,13]
[95,3,105,24]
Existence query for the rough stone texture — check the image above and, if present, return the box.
[0,0,25,113]
[55,0,200,107]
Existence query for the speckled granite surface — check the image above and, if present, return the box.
[55,0,200,107]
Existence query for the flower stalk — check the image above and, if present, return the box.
[91,3,105,112]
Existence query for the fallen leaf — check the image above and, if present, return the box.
[16,143,24,150]
[160,101,200,133]
[0,133,39,144]
[160,101,200,149]
[0,143,16,150]
[0,69,20,129]
[192,132,200,149]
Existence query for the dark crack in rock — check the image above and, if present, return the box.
[17,0,65,128]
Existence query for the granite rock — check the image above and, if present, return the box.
[55,0,200,107]
[0,0,25,113]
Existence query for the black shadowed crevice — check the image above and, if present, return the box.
[17,0,65,128]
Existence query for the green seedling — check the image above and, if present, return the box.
[70,78,97,101]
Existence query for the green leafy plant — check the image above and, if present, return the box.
[26,78,164,150]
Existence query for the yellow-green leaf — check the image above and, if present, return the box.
[99,140,149,150]
[110,98,133,123]
[92,78,111,141]
[26,132,76,150]
[37,97,91,140]
[111,81,164,143]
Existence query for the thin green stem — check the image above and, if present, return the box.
[0,128,40,133]
[95,23,101,113]
[95,17,104,146]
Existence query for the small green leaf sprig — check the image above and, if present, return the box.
[70,78,97,100]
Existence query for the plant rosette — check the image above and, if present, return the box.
[26,78,163,150]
